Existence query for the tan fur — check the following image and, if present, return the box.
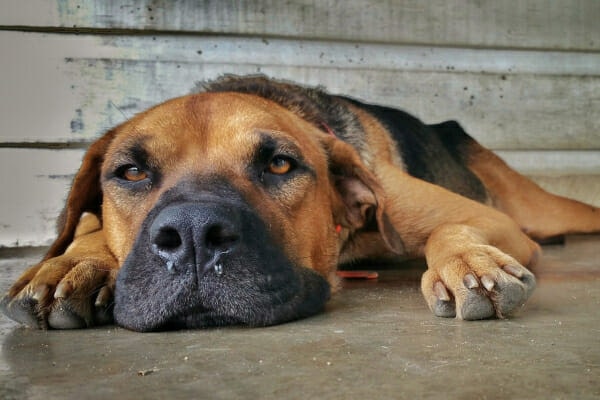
[466,143,600,239]
[3,84,599,329]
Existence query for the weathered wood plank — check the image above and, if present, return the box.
[529,175,600,209]
[1,148,598,248]
[496,151,600,176]
[1,0,599,51]
[0,149,83,247]
[2,31,599,150]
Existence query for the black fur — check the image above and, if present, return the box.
[201,75,488,203]
[347,100,488,202]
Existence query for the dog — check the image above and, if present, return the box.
[2,75,599,332]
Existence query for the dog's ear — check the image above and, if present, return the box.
[322,136,404,254]
[44,129,117,260]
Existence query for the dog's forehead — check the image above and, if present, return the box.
[110,92,324,162]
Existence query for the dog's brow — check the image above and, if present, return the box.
[111,136,152,167]
[256,132,303,160]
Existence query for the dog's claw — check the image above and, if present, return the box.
[95,286,112,307]
[434,281,451,301]
[54,281,73,299]
[503,264,523,278]
[432,282,456,317]
[31,284,49,302]
[463,273,479,289]
[481,275,495,291]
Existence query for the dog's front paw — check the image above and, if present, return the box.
[1,252,117,329]
[421,244,536,320]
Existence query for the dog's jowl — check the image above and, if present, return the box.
[2,76,600,331]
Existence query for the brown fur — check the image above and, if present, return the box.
[2,76,600,330]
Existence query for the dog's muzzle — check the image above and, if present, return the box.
[113,183,330,332]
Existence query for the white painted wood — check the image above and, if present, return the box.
[1,1,598,248]
[496,151,600,176]
[1,0,598,51]
[1,31,599,150]
[529,175,600,208]
[0,149,84,247]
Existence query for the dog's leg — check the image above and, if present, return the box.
[1,213,118,329]
[375,165,540,319]
[467,143,600,240]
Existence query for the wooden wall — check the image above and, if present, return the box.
[1,0,599,247]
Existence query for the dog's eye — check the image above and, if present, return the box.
[119,165,148,182]
[268,156,294,175]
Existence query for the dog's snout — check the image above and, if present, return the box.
[149,202,240,273]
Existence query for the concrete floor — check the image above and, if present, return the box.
[1,236,599,399]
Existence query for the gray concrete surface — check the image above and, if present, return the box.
[1,236,599,399]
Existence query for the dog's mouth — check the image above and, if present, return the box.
[113,187,331,332]
[155,262,331,330]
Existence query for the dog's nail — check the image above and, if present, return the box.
[54,281,73,299]
[32,284,49,301]
[481,275,495,291]
[434,281,451,301]
[463,273,479,289]
[503,264,523,278]
[95,286,112,307]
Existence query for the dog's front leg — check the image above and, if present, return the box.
[1,213,118,329]
[376,167,540,320]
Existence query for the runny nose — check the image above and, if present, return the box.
[149,202,240,274]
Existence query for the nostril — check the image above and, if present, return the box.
[205,225,239,251]
[154,227,183,252]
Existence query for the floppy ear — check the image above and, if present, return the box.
[43,129,117,261]
[322,136,404,254]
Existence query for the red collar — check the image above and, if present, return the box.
[321,122,336,137]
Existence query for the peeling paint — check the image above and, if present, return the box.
[70,108,84,133]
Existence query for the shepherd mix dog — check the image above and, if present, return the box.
[2,75,599,331]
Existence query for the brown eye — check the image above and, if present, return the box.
[122,166,148,182]
[268,156,293,175]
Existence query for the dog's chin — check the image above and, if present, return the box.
[163,266,331,331]
[113,253,331,332]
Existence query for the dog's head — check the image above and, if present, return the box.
[48,78,402,331]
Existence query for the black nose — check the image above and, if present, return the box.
[149,202,240,274]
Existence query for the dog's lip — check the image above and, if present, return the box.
[165,305,211,326]
[162,304,246,330]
